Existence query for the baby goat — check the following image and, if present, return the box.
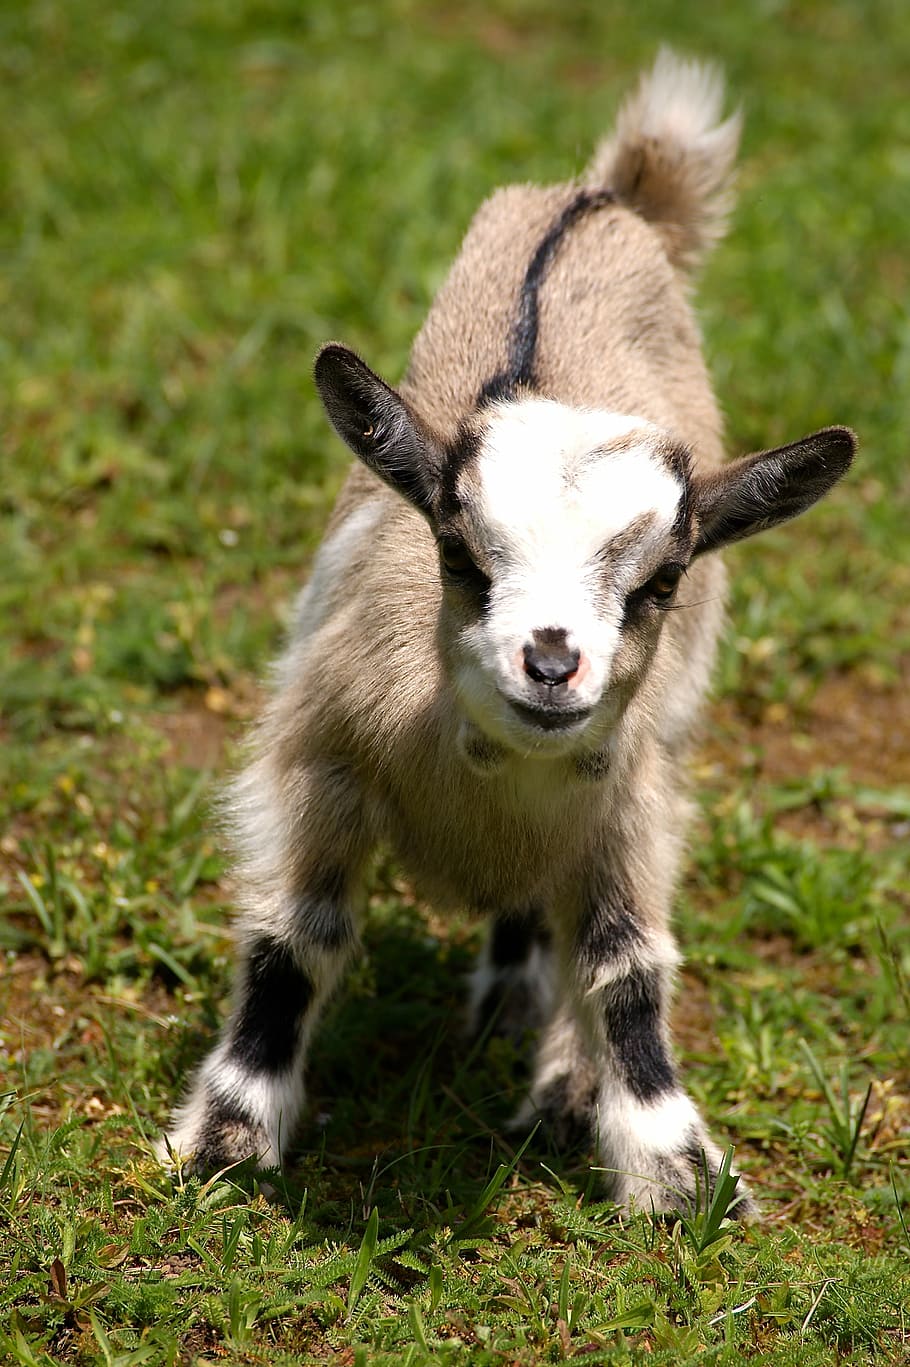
[160,52,854,1216]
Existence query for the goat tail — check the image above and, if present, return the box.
[587,48,742,273]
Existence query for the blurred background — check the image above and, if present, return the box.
[2,0,908,741]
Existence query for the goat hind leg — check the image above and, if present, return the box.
[467,908,555,1046]
[511,997,600,1151]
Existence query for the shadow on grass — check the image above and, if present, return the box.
[172,911,602,1237]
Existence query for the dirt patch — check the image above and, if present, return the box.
[704,660,910,791]
[698,662,910,847]
[0,951,182,1129]
[669,968,718,1057]
[154,694,242,770]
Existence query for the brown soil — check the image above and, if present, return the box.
[698,660,910,848]
[154,693,242,770]
[705,660,910,791]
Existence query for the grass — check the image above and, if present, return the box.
[1,0,909,1362]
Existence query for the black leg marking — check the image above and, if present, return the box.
[489,910,547,969]
[535,1073,598,1152]
[479,188,616,404]
[473,909,552,1042]
[293,869,354,951]
[603,968,676,1103]
[286,866,355,951]
[575,878,643,967]
[230,937,313,1073]
[474,981,536,1045]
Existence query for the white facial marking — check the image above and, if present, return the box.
[476,399,682,556]
[451,397,685,752]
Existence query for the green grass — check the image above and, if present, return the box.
[1,1,908,1362]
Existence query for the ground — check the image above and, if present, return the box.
[1,1,908,1364]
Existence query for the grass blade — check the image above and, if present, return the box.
[890,1164,910,1255]
[347,1207,379,1316]
[448,1125,537,1243]
[407,1301,430,1352]
[840,1081,872,1179]
[0,1121,25,1194]
[16,872,53,938]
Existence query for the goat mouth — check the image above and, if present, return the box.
[507,699,592,732]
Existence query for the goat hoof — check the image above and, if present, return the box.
[616,1146,758,1222]
[155,1093,275,1176]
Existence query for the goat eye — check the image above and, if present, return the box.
[439,539,478,577]
[438,538,492,599]
[646,564,684,600]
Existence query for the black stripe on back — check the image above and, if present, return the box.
[479,188,616,405]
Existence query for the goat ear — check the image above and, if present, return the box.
[314,343,441,515]
[692,426,856,555]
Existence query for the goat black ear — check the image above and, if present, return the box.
[314,344,441,516]
[692,426,856,556]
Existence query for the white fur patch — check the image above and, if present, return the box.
[207,1052,300,1130]
[474,399,682,562]
[226,755,291,890]
[531,1003,589,1092]
[593,1085,727,1214]
[451,398,685,750]
[157,1047,305,1168]
[600,1087,700,1154]
[630,48,731,152]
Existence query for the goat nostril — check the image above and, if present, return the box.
[523,642,581,687]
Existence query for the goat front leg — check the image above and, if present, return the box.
[527,874,757,1219]
[467,908,555,1045]
[158,758,367,1174]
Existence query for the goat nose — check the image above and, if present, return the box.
[523,636,581,687]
